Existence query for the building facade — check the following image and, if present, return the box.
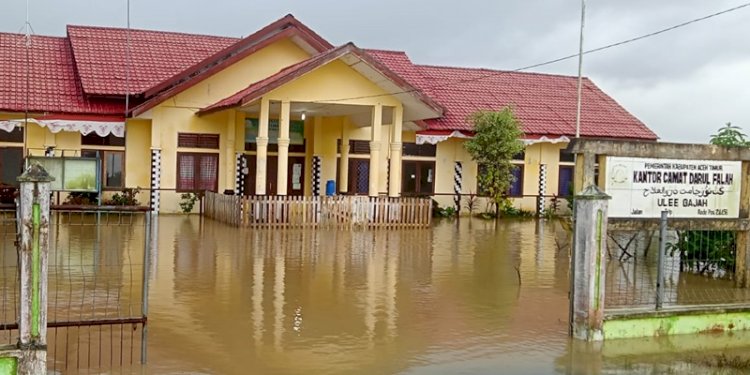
[0,15,658,213]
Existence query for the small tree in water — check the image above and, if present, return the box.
[464,108,525,217]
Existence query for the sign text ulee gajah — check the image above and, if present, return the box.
[605,157,741,218]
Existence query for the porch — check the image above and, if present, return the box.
[203,191,432,228]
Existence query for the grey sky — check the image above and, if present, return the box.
[2,0,749,143]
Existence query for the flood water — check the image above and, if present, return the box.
[4,214,750,374]
[142,217,571,374]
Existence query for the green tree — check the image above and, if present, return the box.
[464,107,525,216]
[710,122,750,147]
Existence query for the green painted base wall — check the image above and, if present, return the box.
[0,356,17,375]
[604,310,750,340]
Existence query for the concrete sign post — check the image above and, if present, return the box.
[571,184,610,341]
[16,163,54,374]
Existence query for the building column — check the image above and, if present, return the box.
[538,164,547,216]
[388,105,403,197]
[277,101,291,196]
[149,148,161,213]
[255,97,270,195]
[339,117,350,194]
[225,111,236,192]
[234,153,245,196]
[369,104,383,197]
[312,116,323,196]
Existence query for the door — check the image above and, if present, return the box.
[244,155,305,196]
[348,158,370,195]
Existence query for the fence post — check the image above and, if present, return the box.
[16,163,54,374]
[656,210,668,310]
[570,184,610,341]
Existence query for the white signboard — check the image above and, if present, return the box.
[605,157,741,218]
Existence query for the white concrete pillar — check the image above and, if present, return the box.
[277,101,291,196]
[571,185,610,341]
[369,104,383,197]
[17,164,53,373]
[388,105,403,197]
[339,117,350,194]
[255,98,270,195]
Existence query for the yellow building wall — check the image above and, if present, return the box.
[125,119,152,205]
[150,38,313,212]
[432,139,569,215]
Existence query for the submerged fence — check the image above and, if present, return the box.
[203,191,433,228]
[1,205,151,372]
[604,217,750,311]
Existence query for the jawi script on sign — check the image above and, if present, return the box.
[604,157,741,218]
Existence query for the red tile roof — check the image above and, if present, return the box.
[367,50,658,140]
[0,32,123,115]
[67,25,238,96]
[0,15,657,141]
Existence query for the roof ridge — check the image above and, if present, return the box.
[66,24,240,40]
[364,48,408,54]
[0,31,66,40]
[416,63,590,80]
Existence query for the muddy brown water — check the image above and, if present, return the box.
[4,215,750,374]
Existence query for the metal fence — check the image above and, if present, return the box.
[605,214,750,310]
[0,206,151,372]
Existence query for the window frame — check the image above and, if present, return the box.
[81,149,126,190]
[176,152,220,193]
[81,133,125,147]
[0,127,24,143]
[477,163,524,197]
[558,165,575,197]
[401,160,436,196]
[0,147,24,188]
[178,133,220,149]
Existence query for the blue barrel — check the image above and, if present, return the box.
[325,180,336,196]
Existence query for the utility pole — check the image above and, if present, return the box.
[575,0,586,138]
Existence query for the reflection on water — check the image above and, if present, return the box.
[5,215,749,374]
[138,216,571,374]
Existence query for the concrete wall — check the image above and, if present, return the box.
[604,308,750,339]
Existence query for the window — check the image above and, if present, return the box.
[337,139,370,155]
[477,164,523,197]
[402,143,437,157]
[508,165,524,197]
[0,147,23,187]
[402,160,435,195]
[245,119,305,153]
[558,166,574,196]
[178,133,220,149]
[513,151,525,161]
[81,150,125,188]
[559,149,575,163]
[81,133,125,147]
[0,127,24,143]
[177,152,219,192]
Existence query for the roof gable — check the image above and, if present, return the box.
[197,43,443,121]
[129,14,333,115]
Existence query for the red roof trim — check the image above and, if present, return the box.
[130,15,332,116]
[197,43,443,116]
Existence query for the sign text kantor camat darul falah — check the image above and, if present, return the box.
[605,157,741,218]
